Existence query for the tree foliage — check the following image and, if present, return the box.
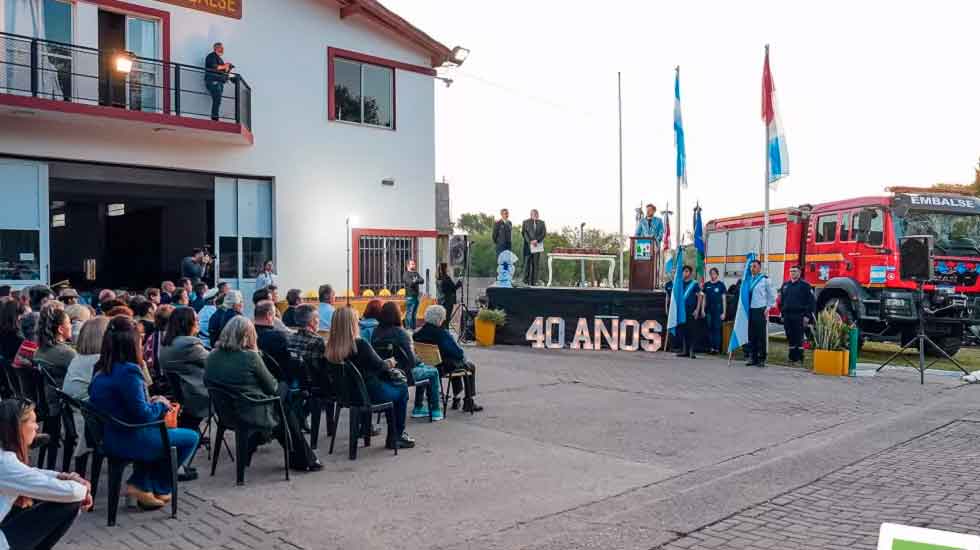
[455,212,628,286]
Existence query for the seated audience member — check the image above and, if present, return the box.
[36,304,77,417]
[286,304,324,383]
[144,304,175,384]
[281,289,303,328]
[116,292,132,308]
[145,287,162,306]
[65,303,92,342]
[414,305,483,413]
[171,288,190,307]
[197,289,221,347]
[21,285,54,342]
[255,300,290,381]
[208,290,243,343]
[63,316,109,401]
[57,287,79,307]
[97,289,117,313]
[88,316,200,508]
[160,281,176,305]
[130,295,157,336]
[105,304,134,318]
[191,282,208,312]
[325,307,415,449]
[252,288,291,333]
[177,278,193,298]
[0,399,92,549]
[63,316,110,459]
[159,307,209,431]
[317,285,335,332]
[372,302,442,421]
[359,299,382,342]
[204,317,321,471]
[217,281,230,295]
[0,299,24,362]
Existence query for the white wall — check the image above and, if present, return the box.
[0,0,438,294]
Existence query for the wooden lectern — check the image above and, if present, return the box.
[628,237,661,291]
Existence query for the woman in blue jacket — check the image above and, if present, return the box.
[89,316,199,510]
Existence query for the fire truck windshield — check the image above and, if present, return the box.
[900,211,980,256]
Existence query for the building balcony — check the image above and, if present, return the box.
[0,31,253,144]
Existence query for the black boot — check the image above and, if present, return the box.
[463,399,483,413]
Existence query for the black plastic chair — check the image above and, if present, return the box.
[14,362,62,469]
[0,354,16,398]
[323,361,397,460]
[205,382,290,486]
[64,390,179,527]
[162,367,227,463]
[296,354,339,451]
[374,342,433,422]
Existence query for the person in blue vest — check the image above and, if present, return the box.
[746,259,777,367]
[701,267,727,354]
[675,265,703,359]
[634,204,665,247]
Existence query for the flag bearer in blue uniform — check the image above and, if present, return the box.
[701,267,727,354]
[675,266,703,359]
[779,265,815,365]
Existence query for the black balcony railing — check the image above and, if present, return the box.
[0,31,252,132]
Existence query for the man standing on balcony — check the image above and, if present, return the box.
[204,42,233,121]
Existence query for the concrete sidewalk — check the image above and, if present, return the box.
[60,346,978,550]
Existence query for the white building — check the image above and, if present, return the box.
[0,0,461,301]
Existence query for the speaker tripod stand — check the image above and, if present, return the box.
[876,282,970,384]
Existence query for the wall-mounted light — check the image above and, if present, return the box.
[107,203,125,217]
[381,178,395,187]
[450,46,470,66]
[114,51,135,74]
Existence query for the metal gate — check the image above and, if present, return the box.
[358,235,416,293]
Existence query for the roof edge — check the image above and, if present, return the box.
[336,0,453,67]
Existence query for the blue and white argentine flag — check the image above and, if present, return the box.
[762,48,789,184]
[674,68,687,188]
[666,246,686,335]
[728,252,756,352]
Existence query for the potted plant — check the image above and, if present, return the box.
[811,302,851,376]
[475,308,506,347]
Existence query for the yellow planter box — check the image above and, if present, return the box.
[813,349,849,376]
[475,318,497,347]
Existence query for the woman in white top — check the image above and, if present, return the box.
[0,398,91,550]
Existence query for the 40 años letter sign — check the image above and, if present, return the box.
[526,317,663,352]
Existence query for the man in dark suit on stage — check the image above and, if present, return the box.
[521,209,546,286]
[492,208,513,255]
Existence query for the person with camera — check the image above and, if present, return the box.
[205,42,234,121]
[180,249,210,286]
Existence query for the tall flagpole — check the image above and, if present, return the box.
[675,66,682,246]
[618,72,624,288]
[763,45,771,357]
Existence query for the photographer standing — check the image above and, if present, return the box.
[204,42,234,121]
[180,248,210,286]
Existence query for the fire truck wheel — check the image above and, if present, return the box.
[834,297,855,325]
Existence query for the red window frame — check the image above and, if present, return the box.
[351,228,438,295]
[326,47,435,131]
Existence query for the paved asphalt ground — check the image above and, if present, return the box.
[60,346,979,550]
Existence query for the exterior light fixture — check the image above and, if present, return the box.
[114,51,135,74]
[107,203,125,217]
[450,46,470,65]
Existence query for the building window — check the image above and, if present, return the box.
[358,235,416,293]
[242,237,272,279]
[332,57,394,128]
[218,236,238,280]
[0,229,40,281]
[815,214,838,243]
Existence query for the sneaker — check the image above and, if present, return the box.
[431,409,444,421]
[411,405,429,418]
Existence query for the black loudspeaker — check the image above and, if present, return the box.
[899,235,933,282]
[449,235,468,266]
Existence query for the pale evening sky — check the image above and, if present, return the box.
[384,0,980,238]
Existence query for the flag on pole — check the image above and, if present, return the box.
[693,206,705,281]
[666,246,686,335]
[662,209,671,251]
[762,47,789,183]
[674,68,687,188]
[728,253,757,353]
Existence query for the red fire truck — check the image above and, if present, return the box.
[705,191,980,356]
